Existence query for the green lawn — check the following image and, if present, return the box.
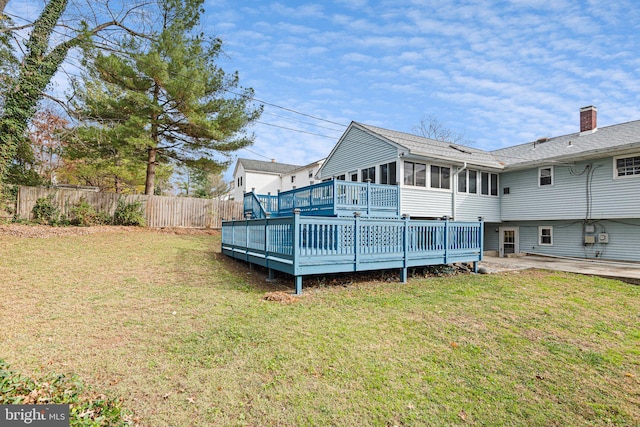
[0,228,638,426]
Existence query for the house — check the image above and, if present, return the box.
[317,106,640,262]
[230,158,324,201]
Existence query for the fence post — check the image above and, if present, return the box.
[293,208,302,294]
[401,214,410,282]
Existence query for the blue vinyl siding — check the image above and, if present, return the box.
[501,157,640,220]
[320,127,399,179]
[484,219,640,262]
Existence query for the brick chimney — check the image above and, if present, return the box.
[580,105,597,132]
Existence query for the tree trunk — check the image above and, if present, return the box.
[0,0,70,184]
[144,146,156,195]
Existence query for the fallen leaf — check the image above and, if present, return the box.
[162,393,171,399]
[450,342,458,348]
[458,409,467,421]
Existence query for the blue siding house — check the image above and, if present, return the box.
[317,106,640,262]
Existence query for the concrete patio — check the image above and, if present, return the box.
[479,254,640,284]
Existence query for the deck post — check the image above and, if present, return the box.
[293,209,302,294]
[401,214,410,283]
[353,212,361,271]
[366,180,371,216]
[264,214,270,274]
[294,276,302,295]
[245,215,250,265]
[478,216,484,262]
[443,217,450,265]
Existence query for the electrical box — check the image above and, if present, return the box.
[584,235,596,245]
[584,224,595,233]
[598,233,609,244]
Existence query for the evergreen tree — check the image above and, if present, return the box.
[73,0,261,195]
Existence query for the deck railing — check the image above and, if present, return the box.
[222,212,483,294]
[277,180,400,217]
[243,192,279,219]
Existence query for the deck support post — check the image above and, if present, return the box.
[293,209,302,294]
[294,276,302,295]
[267,268,275,281]
[353,212,361,271]
[401,214,410,283]
[473,261,478,274]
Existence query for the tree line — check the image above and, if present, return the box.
[0,0,261,197]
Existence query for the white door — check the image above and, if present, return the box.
[499,227,519,257]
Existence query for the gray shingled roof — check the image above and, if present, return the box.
[357,119,640,171]
[491,119,640,168]
[356,122,505,169]
[238,158,301,174]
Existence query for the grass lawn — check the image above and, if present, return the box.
[0,227,638,426]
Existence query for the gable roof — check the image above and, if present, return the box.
[237,158,301,175]
[491,119,640,169]
[354,122,505,169]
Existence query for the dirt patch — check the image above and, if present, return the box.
[0,224,219,238]
[263,291,299,304]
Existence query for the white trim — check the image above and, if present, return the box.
[538,166,554,186]
[538,226,553,246]
[613,153,640,179]
[499,227,519,257]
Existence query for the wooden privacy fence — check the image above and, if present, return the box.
[17,185,243,228]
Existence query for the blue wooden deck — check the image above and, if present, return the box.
[222,211,483,294]
[244,181,400,219]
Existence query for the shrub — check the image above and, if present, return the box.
[1,184,18,218]
[69,200,111,227]
[0,359,135,426]
[32,196,60,225]
[113,199,146,227]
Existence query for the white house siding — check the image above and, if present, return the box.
[401,187,452,218]
[501,157,640,221]
[486,219,640,262]
[455,193,501,222]
[245,171,281,197]
[231,163,246,201]
[400,188,501,221]
[320,127,399,180]
[281,162,323,192]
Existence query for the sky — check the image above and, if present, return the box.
[6,0,640,181]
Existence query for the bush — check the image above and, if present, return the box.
[32,196,60,225]
[1,184,18,219]
[0,359,135,426]
[69,200,111,227]
[113,199,145,227]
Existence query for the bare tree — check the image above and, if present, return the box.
[0,0,154,185]
[413,114,474,146]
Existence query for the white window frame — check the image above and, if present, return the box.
[480,172,499,197]
[538,226,553,246]
[539,166,554,186]
[456,169,480,195]
[429,164,452,191]
[613,154,640,179]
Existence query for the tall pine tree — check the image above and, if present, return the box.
[72,0,261,195]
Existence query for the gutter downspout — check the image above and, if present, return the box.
[452,162,467,220]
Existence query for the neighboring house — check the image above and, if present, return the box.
[230,158,324,201]
[318,106,640,262]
